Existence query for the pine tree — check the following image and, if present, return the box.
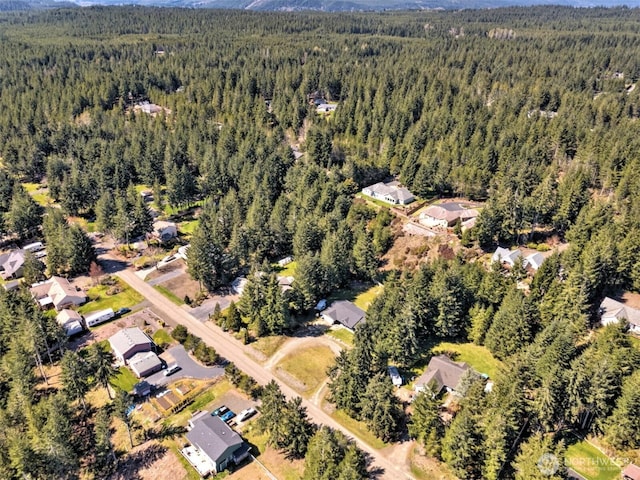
[67,224,96,274]
[21,250,46,285]
[6,186,41,240]
[485,288,533,359]
[89,344,117,399]
[408,387,444,458]
[359,372,402,442]
[260,274,290,335]
[512,433,566,480]
[442,406,485,479]
[60,350,90,411]
[606,370,640,449]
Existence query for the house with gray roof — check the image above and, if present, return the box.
[321,300,366,330]
[419,203,479,229]
[600,297,640,334]
[108,327,154,364]
[362,181,415,205]
[129,351,163,378]
[0,249,26,280]
[492,247,523,268]
[414,355,470,395]
[183,415,250,476]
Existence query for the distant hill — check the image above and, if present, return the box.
[4,0,640,11]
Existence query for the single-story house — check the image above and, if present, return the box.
[277,276,294,293]
[322,300,366,330]
[129,351,163,378]
[0,249,26,280]
[414,355,470,395]
[109,327,155,364]
[600,297,640,334]
[524,252,545,271]
[492,247,523,268]
[623,464,640,480]
[56,309,84,336]
[362,181,415,205]
[152,220,178,242]
[30,276,87,311]
[183,415,251,476]
[419,203,479,229]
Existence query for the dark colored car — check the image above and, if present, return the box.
[220,410,236,422]
[116,307,131,317]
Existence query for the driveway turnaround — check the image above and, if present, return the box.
[146,345,224,387]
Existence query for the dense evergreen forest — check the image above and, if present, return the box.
[1,6,640,479]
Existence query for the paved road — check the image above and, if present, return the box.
[145,345,224,387]
[116,268,413,480]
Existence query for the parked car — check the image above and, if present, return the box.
[212,405,229,417]
[236,407,257,422]
[115,307,131,317]
[164,364,181,376]
[315,299,327,312]
[220,410,235,422]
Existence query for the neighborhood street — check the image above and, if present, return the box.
[115,268,414,480]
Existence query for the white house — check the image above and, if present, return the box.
[524,252,545,271]
[600,297,640,334]
[30,277,87,311]
[362,181,415,205]
[492,247,523,267]
[56,309,84,336]
[109,327,155,364]
[152,221,178,242]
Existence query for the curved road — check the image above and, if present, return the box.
[116,268,414,480]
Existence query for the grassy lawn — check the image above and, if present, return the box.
[355,192,396,210]
[629,335,640,351]
[167,380,232,427]
[274,260,297,277]
[178,219,199,236]
[331,409,387,449]
[154,285,186,305]
[409,446,457,480]
[432,341,502,379]
[277,345,336,396]
[22,182,52,206]
[565,440,620,480]
[329,283,383,312]
[252,335,287,359]
[241,426,305,480]
[152,328,173,347]
[327,327,354,346]
[110,366,139,392]
[78,279,144,315]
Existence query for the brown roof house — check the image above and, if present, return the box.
[414,355,470,395]
[321,300,366,331]
[109,327,155,364]
[182,415,250,476]
[623,464,640,480]
[419,203,479,229]
[600,297,640,335]
[30,276,87,311]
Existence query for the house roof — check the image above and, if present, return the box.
[129,351,162,376]
[363,182,414,203]
[30,276,87,309]
[186,415,244,464]
[0,249,26,279]
[57,309,82,325]
[492,247,523,265]
[109,327,153,357]
[600,297,640,327]
[421,204,479,223]
[414,355,470,394]
[623,464,640,480]
[322,300,366,330]
[525,252,545,270]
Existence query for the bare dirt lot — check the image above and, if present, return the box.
[108,441,187,480]
[161,273,202,301]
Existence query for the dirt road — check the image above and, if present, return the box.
[116,269,414,480]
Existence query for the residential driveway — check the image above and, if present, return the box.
[146,345,224,387]
[188,294,237,321]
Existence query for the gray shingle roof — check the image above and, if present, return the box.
[186,415,244,464]
[415,355,470,394]
[322,300,366,330]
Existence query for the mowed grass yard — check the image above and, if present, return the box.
[329,283,383,312]
[431,342,502,379]
[565,440,620,480]
[277,345,336,396]
[78,279,144,315]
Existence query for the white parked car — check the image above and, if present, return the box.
[236,407,257,422]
